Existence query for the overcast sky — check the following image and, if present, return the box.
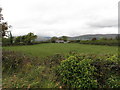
[1,0,119,37]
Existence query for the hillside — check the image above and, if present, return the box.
[35,36,51,41]
[35,34,118,41]
[68,34,118,40]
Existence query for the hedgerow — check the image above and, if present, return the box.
[2,50,120,88]
[80,40,118,46]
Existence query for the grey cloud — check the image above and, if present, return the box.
[2,0,118,37]
[88,19,118,28]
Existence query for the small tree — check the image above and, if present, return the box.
[15,36,22,44]
[14,32,37,45]
[25,32,37,44]
[92,38,97,41]
[60,36,68,42]
[51,37,58,43]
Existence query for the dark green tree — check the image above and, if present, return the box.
[60,36,68,41]
[25,32,37,44]
[14,32,37,45]
[92,37,97,41]
[14,36,22,44]
[51,37,58,43]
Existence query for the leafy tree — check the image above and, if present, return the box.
[51,37,58,43]
[15,36,22,44]
[60,36,68,42]
[14,32,37,45]
[25,32,37,44]
[92,37,97,41]
[76,40,80,43]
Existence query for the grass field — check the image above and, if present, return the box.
[3,43,120,88]
[3,43,118,58]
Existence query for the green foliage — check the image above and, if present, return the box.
[106,75,120,88]
[2,32,37,46]
[76,40,81,43]
[3,66,54,88]
[50,36,68,43]
[92,37,97,41]
[56,54,120,88]
[12,32,37,45]
[2,44,119,88]
[25,32,37,44]
[2,38,11,46]
[2,50,120,88]
[2,50,38,74]
[51,37,58,43]
[60,36,68,42]
[106,55,119,64]
[44,54,65,67]
[57,56,98,88]
[14,36,22,44]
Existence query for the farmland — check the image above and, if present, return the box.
[3,43,118,58]
[2,43,120,88]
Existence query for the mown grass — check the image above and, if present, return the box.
[3,43,118,58]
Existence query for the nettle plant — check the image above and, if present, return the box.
[57,56,98,88]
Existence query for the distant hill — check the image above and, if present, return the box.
[68,34,118,40]
[35,36,51,41]
[35,34,118,41]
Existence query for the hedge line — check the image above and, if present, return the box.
[80,40,119,46]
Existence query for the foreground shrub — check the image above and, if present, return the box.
[57,54,120,88]
[57,56,98,88]
[2,50,120,88]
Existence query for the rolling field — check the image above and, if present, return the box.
[3,43,118,58]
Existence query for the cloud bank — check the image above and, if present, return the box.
[1,0,119,36]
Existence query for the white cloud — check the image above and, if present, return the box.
[1,0,119,36]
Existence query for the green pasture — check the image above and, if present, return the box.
[3,43,118,58]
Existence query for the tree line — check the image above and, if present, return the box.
[2,32,37,46]
[50,36,68,43]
